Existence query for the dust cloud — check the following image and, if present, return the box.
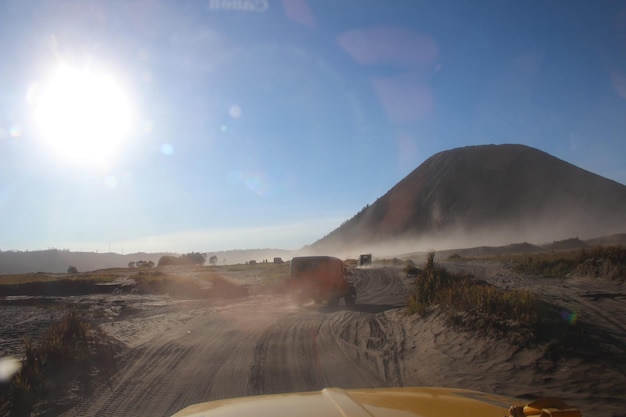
[305,211,626,261]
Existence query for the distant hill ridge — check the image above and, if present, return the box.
[0,250,171,275]
[0,248,295,275]
[313,144,626,252]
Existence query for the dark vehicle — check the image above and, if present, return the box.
[359,254,372,266]
[290,256,356,306]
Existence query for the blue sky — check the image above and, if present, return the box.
[1,0,625,253]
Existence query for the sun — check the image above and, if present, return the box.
[32,64,133,163]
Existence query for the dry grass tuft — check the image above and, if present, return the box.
[0,310,116,415]
[512,245,626,280]
[408,251,558,345]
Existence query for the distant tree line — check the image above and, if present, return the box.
[157,252,206,267]
[128,260,155,268]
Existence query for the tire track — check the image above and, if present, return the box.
[248,317,325,395]
[244,267,413,396]
[352,267,410,306]
[63,312,254,416]
[329,312,407,386]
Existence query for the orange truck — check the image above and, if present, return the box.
[290,256,356,306]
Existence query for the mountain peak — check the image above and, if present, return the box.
[313,144,626,254]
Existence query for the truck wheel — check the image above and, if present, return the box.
[344,287,356,306]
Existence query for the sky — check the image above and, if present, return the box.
[1,0,625,254]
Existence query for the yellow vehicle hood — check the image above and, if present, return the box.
[171,387,536,417]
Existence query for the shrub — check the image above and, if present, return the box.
[513,253,578,277]
[1,310,115,414]
[180,252,206,265]
[157,255,178,267]
[408,251,555,344]
[136,260,155,268]
[512,245,626,280]
[408,251,453,315]
[157,253,206,267]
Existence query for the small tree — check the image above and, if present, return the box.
[181,252,206,265]
[158,253,205,266]
[67,266,78,274]
[158,255,178,267]
[209,255,218,265]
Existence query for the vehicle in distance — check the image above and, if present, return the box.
[290,256,356,306]
[171,387,582,417]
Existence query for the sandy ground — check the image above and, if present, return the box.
[1,261,625,417]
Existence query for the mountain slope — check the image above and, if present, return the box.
[313,144,626,252]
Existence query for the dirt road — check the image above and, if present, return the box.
[55,265,625,417]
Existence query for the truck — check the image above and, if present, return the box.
[290,256,356,306]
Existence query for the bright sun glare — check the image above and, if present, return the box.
[32,64,133,162]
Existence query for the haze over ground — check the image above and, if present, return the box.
[1,1,625,253]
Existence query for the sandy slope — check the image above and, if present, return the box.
[3,262,624,417]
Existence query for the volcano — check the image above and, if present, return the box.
[313,144,626,251]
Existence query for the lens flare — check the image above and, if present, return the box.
[242,171,268,195]
[560,310,579,325]
[0,357,21,382]
[161,143,174,155]
[234,170,270,195]
[229,105,242,119]
[104,175,117,188]
[9,125,22,138]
